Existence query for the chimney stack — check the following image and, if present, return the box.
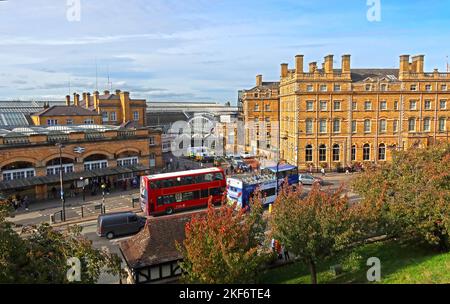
[309,62,317,73]
[412,55,424,74]
[399,55,410,76]
[324,54,334,74]
[74,93,79,106]
[93,91,100,110]
[86,92,91,108]
[342,54,351,74]
[295,55,304,76]
[280,63,288,78]
[65,95,70,106]
[256,74,263,86]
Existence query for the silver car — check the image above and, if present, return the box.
[298,174,324,186]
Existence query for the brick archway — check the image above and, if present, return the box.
[0,157,38,169]
[115,147,141,157]
[41,153,77,165]
[82,150,114,161]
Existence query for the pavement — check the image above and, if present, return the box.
[7,188,141,227]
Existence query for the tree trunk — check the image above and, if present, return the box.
[308,259,317,284]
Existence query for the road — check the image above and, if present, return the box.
[77,220,132,284]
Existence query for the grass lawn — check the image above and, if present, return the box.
[260,240,450,284]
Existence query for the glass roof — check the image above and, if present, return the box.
[0,124,121,138]
[0,113,30,127]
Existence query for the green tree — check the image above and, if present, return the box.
[352,143,450,251]
[177,194,270,284]
[0,200,122,283]
[269,185,366,284]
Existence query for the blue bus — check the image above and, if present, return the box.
[226,166,299,209]
[260,164,299,186]
[227,175,277,209]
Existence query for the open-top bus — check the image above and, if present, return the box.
[140,167,226,216]
[227,165,299,209]
[260,164,299,186]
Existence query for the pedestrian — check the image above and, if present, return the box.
[51,186,57,199]
[23,195,29,211]
[282,245,290,261]
[321,167,326,176]
[275,240,282,260]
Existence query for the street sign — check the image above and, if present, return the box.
[74,146,85,154]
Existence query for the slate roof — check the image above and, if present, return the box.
[119,211,205,269]
[32,105,100,117]
[350,68,399,82]
[246,81,280,92]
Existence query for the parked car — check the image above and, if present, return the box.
[298,174,324,186]
[97,211,146,239]
[240,152,254,159]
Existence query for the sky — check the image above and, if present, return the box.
[0,0,449,103]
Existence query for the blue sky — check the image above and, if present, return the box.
[0,0,449,103]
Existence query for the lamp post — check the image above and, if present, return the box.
[80,177,85,202]
[101,183,106,213]
[56,143,66,222]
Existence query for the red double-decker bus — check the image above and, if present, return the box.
[140,167,226,216]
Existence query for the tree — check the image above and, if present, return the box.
[269,184,365,284]
[352,143,450,251]
[177,194,270,284]
[0,200,122,283]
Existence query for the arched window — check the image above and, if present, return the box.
[378,144,386,161]
[332,144,340,161]
[2,161,35,181]
[351,145,356,161]
[319,144,327,162]
[305,145,313,162]
[363,144,370,161]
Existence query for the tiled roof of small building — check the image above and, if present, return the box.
[120,211,205,269]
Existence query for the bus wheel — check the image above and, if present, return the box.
[165,208,173,215]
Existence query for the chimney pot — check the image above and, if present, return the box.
[65,95,70,106]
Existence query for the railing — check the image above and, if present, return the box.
[85,132,104,140]
[47,134,69,143]
[118,130,136,138]
[3,137,30,145]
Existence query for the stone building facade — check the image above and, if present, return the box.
[241,75,280,159]
[278,54,450,170]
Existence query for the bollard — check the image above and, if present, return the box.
[269,204,273,213]
[81,206,84,218]
[49,214,55,224]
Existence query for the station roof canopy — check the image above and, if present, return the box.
[0,164,148,191]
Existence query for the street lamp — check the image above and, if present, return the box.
[101,183,106,213]
[80,177,85,202]
[55,143,66,222]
